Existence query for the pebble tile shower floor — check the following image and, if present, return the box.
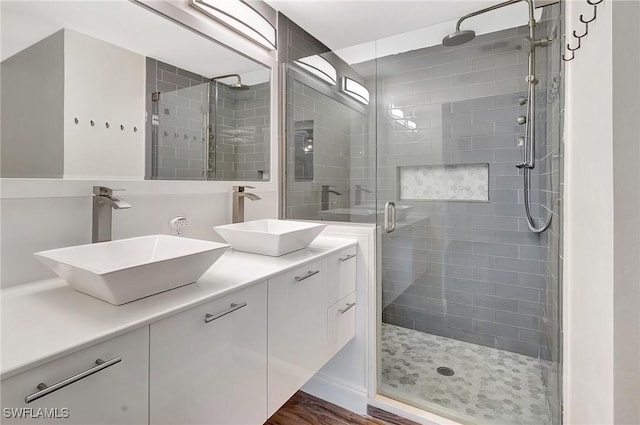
[380,324,551,425]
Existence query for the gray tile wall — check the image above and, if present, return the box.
[146,58,207,180]
[285,75,368,218]
[378,26,556,359]
[146,59,270,181]
[279,12,373,219]
[215,82,270,181]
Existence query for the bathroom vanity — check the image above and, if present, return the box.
[0,236,357,424]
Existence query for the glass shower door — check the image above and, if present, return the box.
[151,83,209,180]
[375,5,563,424]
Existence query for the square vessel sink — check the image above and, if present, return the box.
[34,235,229,305]
[214,219,326,256]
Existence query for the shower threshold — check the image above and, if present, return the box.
[380,323,551,425]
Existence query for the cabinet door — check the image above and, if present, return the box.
[326,246,357,306]
[328,291,357,356]
[1,327,148,425]
[149,282,267,425]
[267,259,327,417]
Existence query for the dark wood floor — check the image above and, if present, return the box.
[265,392,419,425]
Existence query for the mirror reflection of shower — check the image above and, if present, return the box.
[443,0,554,233]
[149,63,271,182]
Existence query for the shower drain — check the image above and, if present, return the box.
[436,366,455,377]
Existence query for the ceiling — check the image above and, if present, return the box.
[264,0,546,63]
[265,1,499,49]
[1,0,268,81]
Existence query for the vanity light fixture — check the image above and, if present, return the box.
[388,104,418,133]
[294,55,337,86]
[341,76,370,105]
[188,0,276,50]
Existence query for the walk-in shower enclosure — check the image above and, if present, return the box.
[146,59,270,181]
[283,2,563,424]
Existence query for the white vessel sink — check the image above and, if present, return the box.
[214,219,326,256]
[34,235,229,305]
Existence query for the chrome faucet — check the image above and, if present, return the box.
[232,186,261,223]
[354,184,372,206]
[92,186,131,243]
[321,185,341,211]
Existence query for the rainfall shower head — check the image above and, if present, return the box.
[442,30,476,47]
[210,73,250,90]
[442,0,534,47]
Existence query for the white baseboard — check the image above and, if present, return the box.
[301,373,369,415]
[302,375,463,425]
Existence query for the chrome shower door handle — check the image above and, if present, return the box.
[384,201,396,233]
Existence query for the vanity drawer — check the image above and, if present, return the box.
[0,327,148,425]
[327,246,357,305]
[328,291,357,356]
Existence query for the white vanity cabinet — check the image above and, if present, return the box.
[149,281,267,425]
[267,259,328,417]
[326,246,357,357]
[326,246,357,304]
[0,327,149,425]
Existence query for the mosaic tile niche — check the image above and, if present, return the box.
[399,164,489,202]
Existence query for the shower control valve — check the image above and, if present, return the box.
[525,75,539,85]
[518,96,528,105]
[517,116,527,125]
[516,161,534,170]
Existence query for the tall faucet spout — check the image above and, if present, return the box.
[232,186,260,223]
[92,186,131,243]
[242,193,261,201]
[110,197,132,209]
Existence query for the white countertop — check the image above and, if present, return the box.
[0,235,356,379]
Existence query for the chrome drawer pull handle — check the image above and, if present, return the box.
[204,302,247,323]
[294,270,320,282]
[338,254,356,262]
[338,302,356,314]
[25,356,122,404]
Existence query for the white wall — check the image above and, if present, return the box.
[564,0,640,423]
[0,1,280,290]
[0,31,65,178]
[0,180,277,288]
[612,1,640,424]
[63,30,146,179]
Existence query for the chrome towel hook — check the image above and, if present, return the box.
[579,6,597,24]
[564,0,604,63]
[567,39,581,52]
[573,28,588,39]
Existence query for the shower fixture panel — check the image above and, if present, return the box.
[442,0,553,233]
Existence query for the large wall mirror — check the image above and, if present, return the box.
[1,0,271,181]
